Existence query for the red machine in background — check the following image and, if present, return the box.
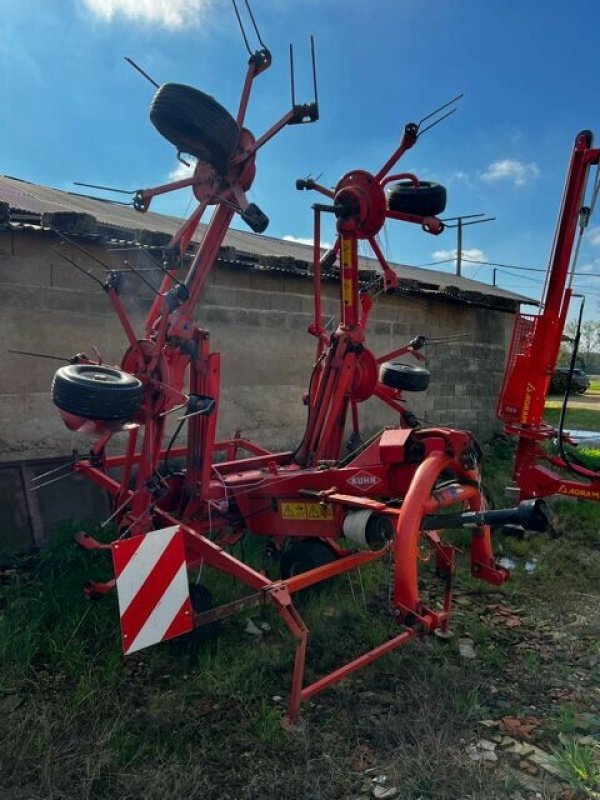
[497,130,600,502]
[47,5,548,726]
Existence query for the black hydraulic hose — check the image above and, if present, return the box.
[556,297,600,477]
[292,349,327,465]
[163,418,186,477]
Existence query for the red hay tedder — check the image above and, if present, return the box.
[497,129,600,503]
[45,4,599,727]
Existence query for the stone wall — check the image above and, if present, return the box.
[0,227,514,548]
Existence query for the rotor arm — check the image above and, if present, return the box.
[375,122,419,182]
[232,103,318,170]
[235,48,272,127]
[385,208,444,235]
[133,174,204,213]
[295,178,335,199]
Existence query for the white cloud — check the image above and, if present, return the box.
[576,257,600,274]
[168,159,196,181]
[588,226,600,247]
[283,235,333,249]
[448,170,469,182]
[481,159,540,186]
[82,0,214,29]
[445,169,476,191]
[431,247,486,267]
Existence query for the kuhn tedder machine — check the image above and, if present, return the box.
[498,130,600,503]
[47,5,550,726]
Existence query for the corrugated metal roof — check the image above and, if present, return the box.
[0,175,534,305]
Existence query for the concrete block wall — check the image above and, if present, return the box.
[0,227,513,462]
[0,227,514,548]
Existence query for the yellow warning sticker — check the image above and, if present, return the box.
[280,502,334,521]
[343,278,353,306]
[341,237,352,267]
[307,503,334,520]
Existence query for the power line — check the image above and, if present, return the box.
[416,255,600,280]
[494,268,541,284]
[493,268,600,298]
[418,258,455,267]
[462,257,545,272]
[462,257,600,278]
[423,213,495,276]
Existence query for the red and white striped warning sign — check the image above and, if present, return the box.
[112,525,193,655]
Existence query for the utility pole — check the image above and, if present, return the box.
[441,213,496,276]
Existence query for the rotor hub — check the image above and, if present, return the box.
[334,170,387,238]
[350,348,378,402]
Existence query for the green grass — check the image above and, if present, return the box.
[567,445,600,471]
[0,537,503,800]
[544,403,600,431]
[2,440,600,799]
[551,740,600,797]
[590,380,600,392]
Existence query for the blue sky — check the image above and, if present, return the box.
[2,0,600,319]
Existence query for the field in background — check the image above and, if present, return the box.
[544,386,600,431]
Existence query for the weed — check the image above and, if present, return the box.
[522,649,541,672]
[554,704,578,735]
[478,644,507,671]
[503,771,522,794]
[247,699,285,748]
[463,618,490,647]
[451,686,485,716]
[551,739,600,797]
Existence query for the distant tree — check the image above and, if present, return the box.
[579,320,600,353]
[558,319,600,371]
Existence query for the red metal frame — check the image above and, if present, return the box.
[497,131,600,502]
[55,47,512,727]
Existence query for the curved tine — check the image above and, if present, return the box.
[123,57,159,89]
[311,36,319,107]
[8,349,71,363]
[50,248,105,288]
[122,261,161,296]
[73,181,136,195]
[231,0,253,56]
[52,229,113,271]
[244,0,267,50]
[418,93,463,127]
[418,107,457,137]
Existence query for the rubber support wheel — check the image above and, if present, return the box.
[280,540,337,581]
[379,362,430,392]
[149,83,239,173]
[386,181,447,217]
[51,364,143,421]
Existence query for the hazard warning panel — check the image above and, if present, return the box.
[112,525,193,655]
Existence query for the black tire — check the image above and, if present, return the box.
[51,364,143,421]
[379,362,430,392]
[280,540,337,581]
[149,83,239,173]
[386,181,447,217]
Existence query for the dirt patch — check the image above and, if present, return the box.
[549,389,600,412]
